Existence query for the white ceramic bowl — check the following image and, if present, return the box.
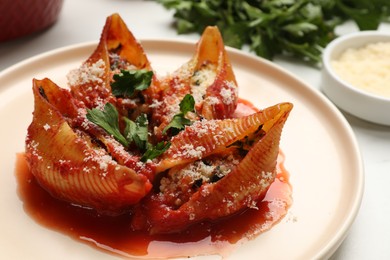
[321,31,390,126]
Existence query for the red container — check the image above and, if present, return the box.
[0,0,64,42]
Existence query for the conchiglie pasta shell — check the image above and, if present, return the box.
[69,13,161,108]
[156,103,292,173]
[153,26,238,135]
[194,26,238,119]
[25,78,152,213]
[148,102,293,233]
[103,13,162,102]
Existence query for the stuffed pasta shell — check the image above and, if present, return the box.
[152,26,239,139]
[132,103,292,233]
[26,78,152,213]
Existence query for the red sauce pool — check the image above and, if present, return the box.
[15,153,292,259]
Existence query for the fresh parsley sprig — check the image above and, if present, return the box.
[141,141,171,162]
[163,94,196,135]
[86,103,129,147]
[124,114,171,161]
[86,104,170,161]
[111,69,153,98]
[124,114,149,151]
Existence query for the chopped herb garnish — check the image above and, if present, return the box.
[123,114,149,151]
[141,141,171,162]
[111,69,153,98]
[179,93,196,114]
[124,114,171,161]
[163,94,195,135]
[86,103,128,147]
[163,115,192,135]
[87,106,170,160]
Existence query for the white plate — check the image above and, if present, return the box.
[0,40,363,260]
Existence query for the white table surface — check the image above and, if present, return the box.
[1,1,389,259]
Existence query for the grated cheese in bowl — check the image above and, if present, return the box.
[321,31,390,126]
[331,42,390,98]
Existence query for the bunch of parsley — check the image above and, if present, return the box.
[157,0,390,65]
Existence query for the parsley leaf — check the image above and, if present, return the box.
[123,114,149,151]
[164,115,192,134]
[124,114,171,161]
[86,103,129,147]
[111,69,153,98]
[163,94,195,135]
[141,141,171,162]
[179,93,196,114]
[86,106,170,161]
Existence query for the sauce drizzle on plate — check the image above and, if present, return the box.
[15,151,291,258]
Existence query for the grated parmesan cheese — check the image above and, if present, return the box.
[82,148,117,177]
[43,123,51,131]
[189,120,219,138]
[205,96,220,105]
[220,81,237,105]
[149,99,163,109]
[331,41,390,98]
[67,59,106,86]
[173,144,206,159]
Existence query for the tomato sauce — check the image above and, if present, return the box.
[15,152,291,259]
[15,100,292,258]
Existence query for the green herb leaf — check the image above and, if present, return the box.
[86,103,128,147]
[283,22,318,37]
[163,114,192,135]
[86,104,170,162]
[179,93,196,114]
[163,94,195,135]
[124,114,149,151]
[111,69,153,98]
[141,141,171,162]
